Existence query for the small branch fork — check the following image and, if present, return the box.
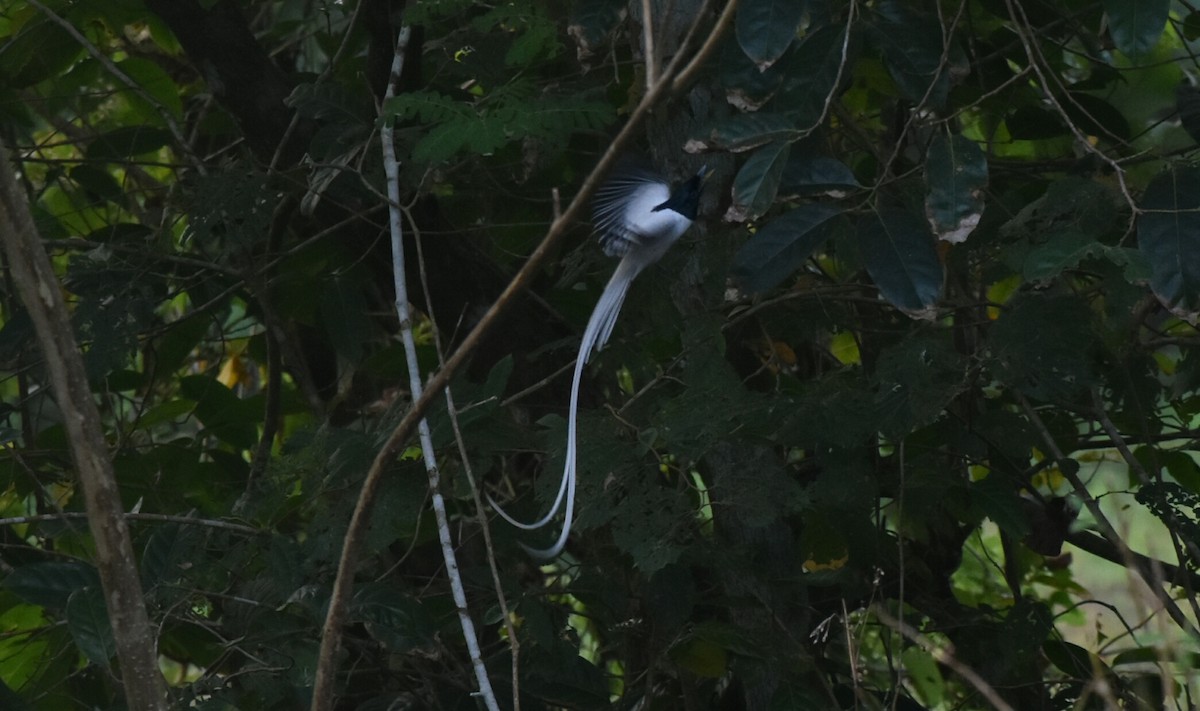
[310,1,737,708]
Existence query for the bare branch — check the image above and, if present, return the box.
[0,140,168,709]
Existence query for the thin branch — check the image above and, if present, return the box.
[0,511,263,537]
[873,605,1016,711]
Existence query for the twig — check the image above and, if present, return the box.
[311,5,734,709]
[873,605,1016,711]
[0,511,263,536]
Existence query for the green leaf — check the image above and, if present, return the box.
[68,165,124,205]
[85,127,172,161]
[901,645,944,707]
[1102,0,1169,57]
[969,474,1030,539]
[733,203,842,293]
[692,113,801,152]
[0,20,82,89]
[925,134,987,243]
[1044,639,1103,679]
[1138,165,1200,321]
[728,140,791,222]
[178,375,258,449]
[736,0,806,70]
[115,56,183,124]
[3,562,101,609]
[1065,92,1131,142]
[856,208,943,318]
[774,24,853,126]
[779,154,859,196]
[66,587,117,668]
[721,37,784,112]
[872,1,964,109]
[1023,232,1150,284]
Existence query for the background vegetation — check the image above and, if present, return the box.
[2,0,1200,709]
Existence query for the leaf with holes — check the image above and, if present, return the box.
[733,203,842,292]
[726,140,791,222]
[925,134,987,243]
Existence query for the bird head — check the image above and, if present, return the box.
[654,164,711,220]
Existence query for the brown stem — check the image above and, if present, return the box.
[0,140,168,708]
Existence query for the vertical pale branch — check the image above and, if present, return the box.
[0,143,168,709]
[311,2,734,708]
[642,0,657,88]
[407,207,522,710]
[311,27,500,711]
[381,27,501,711]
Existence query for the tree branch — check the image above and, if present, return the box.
[0,141,168,709]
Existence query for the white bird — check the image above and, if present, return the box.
[490,161,711,559]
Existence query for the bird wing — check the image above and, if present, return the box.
[592,168,671,257]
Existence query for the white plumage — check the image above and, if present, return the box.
[491,162,709,558]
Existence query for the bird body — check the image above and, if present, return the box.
[491,161,709,559]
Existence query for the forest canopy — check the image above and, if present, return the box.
[2,0,1200,709]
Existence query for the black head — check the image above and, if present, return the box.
[653,165,711,220]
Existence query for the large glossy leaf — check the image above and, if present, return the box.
[1102,0,1169,57]
[736,0,806,70]
[1138,165,1200,321]
[775,24,853,128]
[720,37,783,112]
[726,140,791,222]
[733,203,842,292]
[66,587,117,668]
[871,1,965,109]
[688,113,800,152]
[3,562,101,609]
[856,208,943,318]
[779,152,860,197]
[925,134,987,243]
